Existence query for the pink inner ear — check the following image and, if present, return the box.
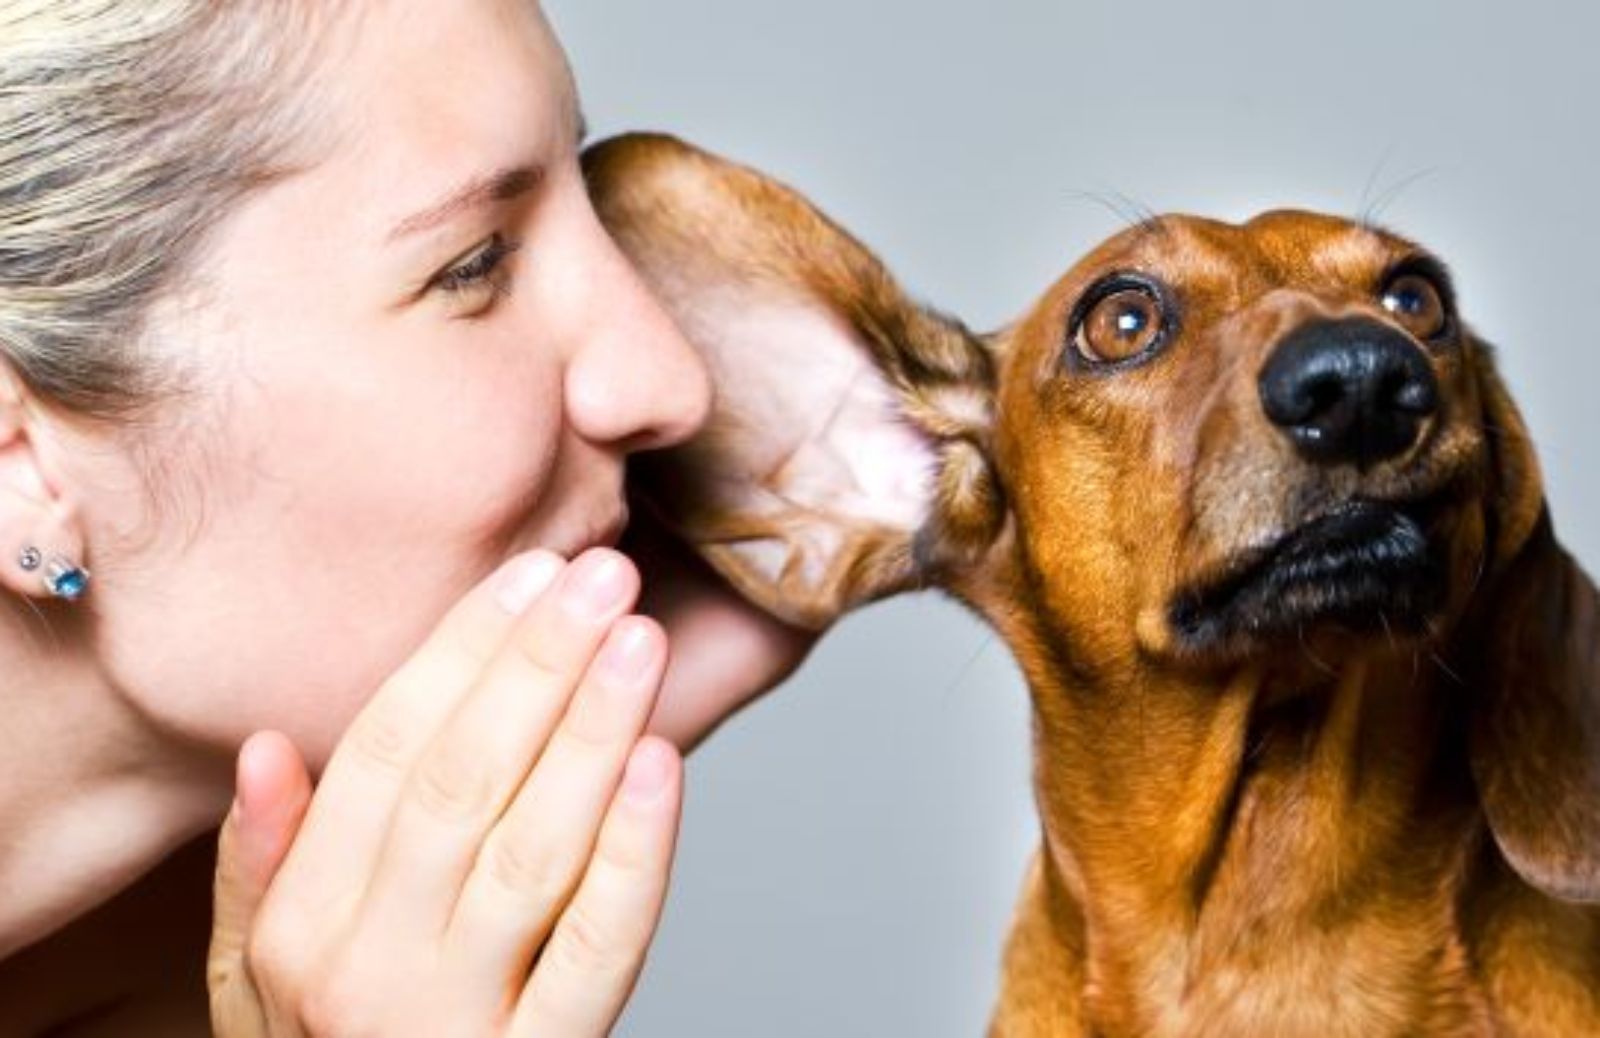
[667,289,936,592]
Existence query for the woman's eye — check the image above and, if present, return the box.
[428,234,521,314]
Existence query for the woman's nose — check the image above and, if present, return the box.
[564,231,712,454]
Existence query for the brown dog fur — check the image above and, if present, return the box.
[584,133,1600,1037]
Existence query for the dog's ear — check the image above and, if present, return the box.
[1466,349,1600,903]
[583,133,1003,630]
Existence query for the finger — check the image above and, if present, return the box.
[511,737,683,1038]
[354,549,641,943]
[265,550,566,923]
[442,616,668,986]
[208,732,312,1027]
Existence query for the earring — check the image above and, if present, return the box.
[15,547,90,600]
[43,555,90,601]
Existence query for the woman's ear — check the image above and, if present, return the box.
[584,133,1004,630]
[1465,349,1600,903]
[0,363,87,601]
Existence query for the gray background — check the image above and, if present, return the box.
[545,1,1600,1034]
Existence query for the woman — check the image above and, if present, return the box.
[0,1,809,1033]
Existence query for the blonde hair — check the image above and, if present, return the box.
[0,0,325,420]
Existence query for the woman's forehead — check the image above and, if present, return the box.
[293,0,579,240]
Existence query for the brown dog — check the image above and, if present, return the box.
[585,134,1600,1036]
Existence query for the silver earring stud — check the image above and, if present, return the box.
[43,555,90,601]
[18,546,42,572]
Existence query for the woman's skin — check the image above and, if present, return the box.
[0,1,809,1031]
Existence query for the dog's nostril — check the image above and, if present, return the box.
[1259,318,1440,469]
[1268,376,1336,433]
[1389,369,1438,415]
[1306,375,1345,418]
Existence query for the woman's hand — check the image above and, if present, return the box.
[208,549,682,1037]
[622,511,819,751]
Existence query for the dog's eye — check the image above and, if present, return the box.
[1075,286,1165,365]
[1381,273,1448,340]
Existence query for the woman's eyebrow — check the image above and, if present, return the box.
[387,165,545,242]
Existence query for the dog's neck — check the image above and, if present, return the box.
[990,602,1494,1035]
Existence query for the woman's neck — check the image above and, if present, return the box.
[0,597,230,960]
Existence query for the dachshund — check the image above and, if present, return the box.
[584,133,1600,1037]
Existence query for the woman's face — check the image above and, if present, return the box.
[83,0,710,768]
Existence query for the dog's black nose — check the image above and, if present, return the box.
[1258,318,1439,468]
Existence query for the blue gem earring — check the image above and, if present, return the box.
[45,556,90,600]
[18,547,90,601]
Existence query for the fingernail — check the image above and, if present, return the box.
[622,740,674,804]
[495,553,565,614]
[598,619,660,684]
[234,734,275,821]
[561,550,632,618]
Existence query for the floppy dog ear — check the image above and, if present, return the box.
[1466,352,1600,903]
[583,133,1003,630]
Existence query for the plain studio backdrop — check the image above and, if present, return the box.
[547,1,1600,1033]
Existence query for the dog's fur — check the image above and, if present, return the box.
[584,134,1600,1036]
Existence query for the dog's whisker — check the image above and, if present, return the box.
[938,629,999,706]
[1361,165,1443,228]
[1297,622,1337,677]
[1110,190,1168,238]
[1355,144,1400,228]
[1064,188,1166,236]
[1379,610,1398,655]
[1463,550,1490,606]
[1429,650,1467,687]
[1063,189,1140,230]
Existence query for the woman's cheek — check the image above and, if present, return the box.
[448,350,571,542]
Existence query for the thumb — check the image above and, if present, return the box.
[208,731,312,1019]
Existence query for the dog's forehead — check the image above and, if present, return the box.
[1068,210,1413,293]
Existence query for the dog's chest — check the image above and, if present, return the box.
[1119,912,1494,1038]
[1020,667,1501,1036]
